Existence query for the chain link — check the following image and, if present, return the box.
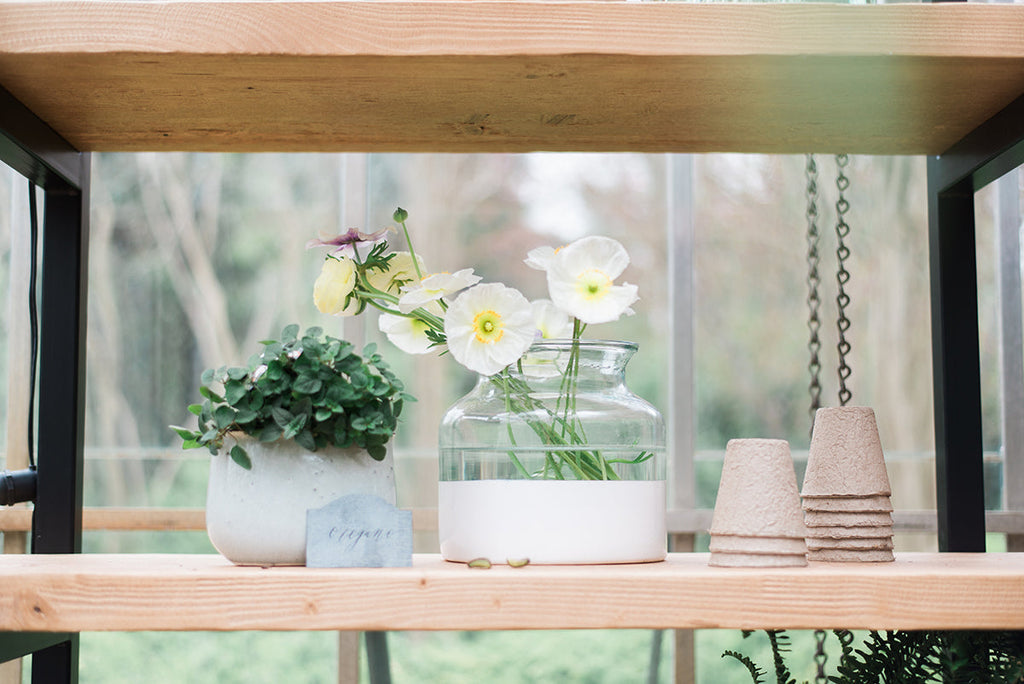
[805,154,823,434]
[814,629,829,684]
[834,154,852,407]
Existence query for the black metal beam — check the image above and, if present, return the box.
[0,633,72,664]
[0,85,82,191]
[931,92,1024,194]
[927,160,987,552]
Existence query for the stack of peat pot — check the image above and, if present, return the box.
[709,439,808,567]
[801,407,895,562]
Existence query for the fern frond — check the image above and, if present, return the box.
[723,649,768,684]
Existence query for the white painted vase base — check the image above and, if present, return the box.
[438,479,667,565]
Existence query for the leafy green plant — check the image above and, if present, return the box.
[172,324,414,469]
[723,630,797,684]
[725,629,1024,684]
[833,630,1024,683]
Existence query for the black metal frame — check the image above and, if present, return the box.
[0,50,1023,684]
[0,84,89,682]
[927,92,1024,552]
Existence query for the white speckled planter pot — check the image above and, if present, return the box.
[205,435,396,566]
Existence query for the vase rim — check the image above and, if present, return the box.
[528,338,637,352]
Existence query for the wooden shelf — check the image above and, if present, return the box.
[1,2,1023,154]
[2,553,1023,632]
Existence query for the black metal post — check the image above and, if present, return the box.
[926,91,1024,552]
[32,162,89,556]
[927,159,986,552]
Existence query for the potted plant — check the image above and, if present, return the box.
[308,209,666,565]
[173,324,413,565]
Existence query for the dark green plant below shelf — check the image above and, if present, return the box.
[724,629,1024,684]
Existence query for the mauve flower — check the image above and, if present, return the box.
[306,227,390,259]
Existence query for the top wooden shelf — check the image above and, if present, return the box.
[2,552,1024,632]
[1,2,1023,155]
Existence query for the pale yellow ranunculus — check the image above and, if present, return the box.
[313,257,359,316]
[366,251,424,295]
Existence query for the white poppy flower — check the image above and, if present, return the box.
[545,236,639,325]
[378,301,443,355]
[398,268,482,314]
[444,283,536,376]
[524,245,558,272]
[313,257,360,316]
[530,299,573,339]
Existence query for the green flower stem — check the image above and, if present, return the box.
[362,296,446,333]
[396,215,424,281]
[354,270,447,332]
[499,371,533,479]
[491,372,618,481]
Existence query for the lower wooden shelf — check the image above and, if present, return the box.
[1,553,1022,633]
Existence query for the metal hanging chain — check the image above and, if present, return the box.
[805,154,823,434]
[814,629,829,684]
[834,153,853,407]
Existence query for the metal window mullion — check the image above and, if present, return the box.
[668,153,696,684]
[997,170,1024,550]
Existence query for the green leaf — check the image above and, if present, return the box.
[294,429,317,452]
[226,366,248,381]
[200,368,215,385]
[314,407,333,422]
[264,360,284,381]
[304,326,323,340]
[281,324,300,342]
[271,406,294,429]
[170,425,199,442]
[293,375,322,395]
[229,445,252,470]
[213,405,236,430]
[367,444,387,461]
[234,408,259,425]
[282,413,307,440]
[261,342,284,359]
[199,385,225,403]
[257,422,282,443]
[224,379,247,405]
[187,403,203,416]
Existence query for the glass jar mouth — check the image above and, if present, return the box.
[527,338,638,353]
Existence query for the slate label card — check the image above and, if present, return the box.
[306,494,413,568]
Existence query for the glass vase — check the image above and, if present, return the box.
[438,339,667,564]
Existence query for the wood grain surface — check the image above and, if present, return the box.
[1,2,1022,153]
[1,553,1022,632]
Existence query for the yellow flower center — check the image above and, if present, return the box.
[576,268,612,300]
[472,309,504,344]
